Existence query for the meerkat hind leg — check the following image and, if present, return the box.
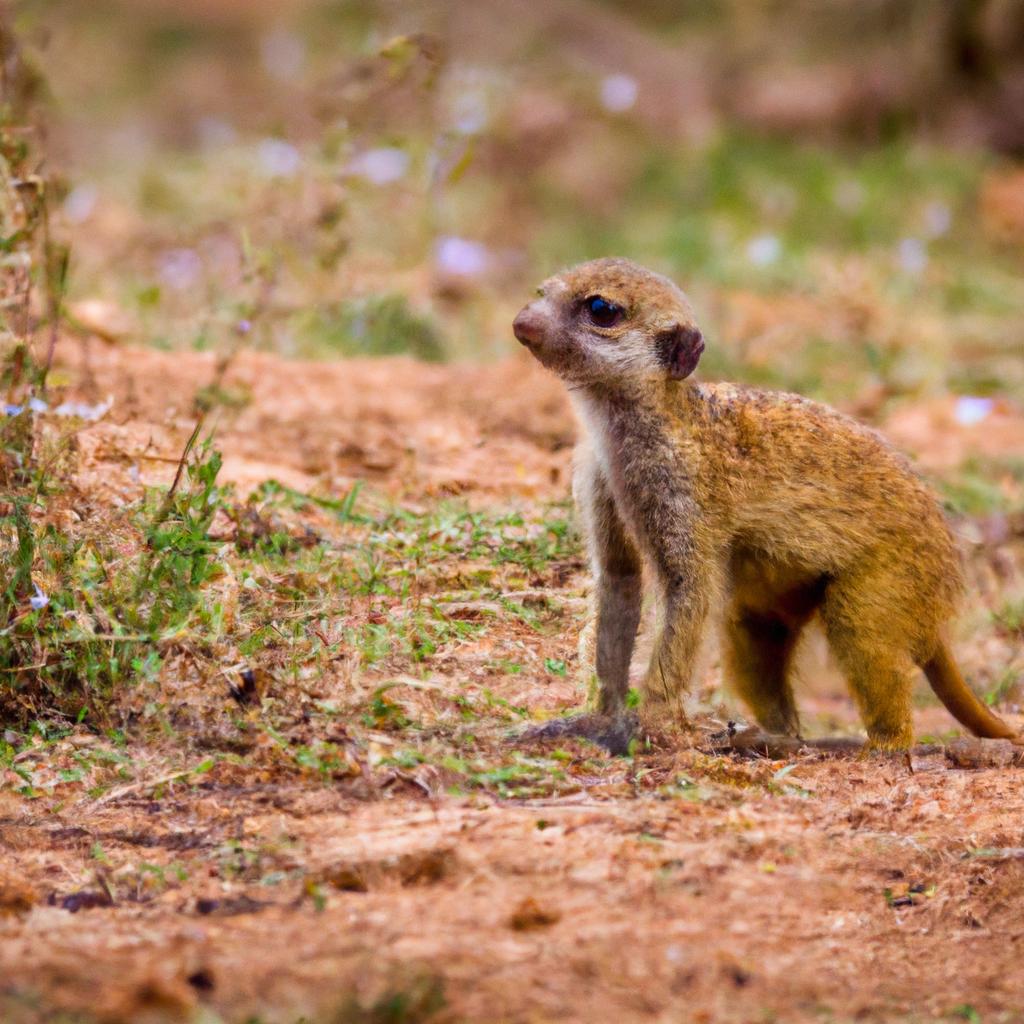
[723,610,804,736]
[821,582,916,751]
[722,558,824,736]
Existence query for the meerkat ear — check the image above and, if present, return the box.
[658,324,705,380]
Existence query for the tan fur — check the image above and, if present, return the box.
[513,258,1018,750]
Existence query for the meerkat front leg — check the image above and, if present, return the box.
[516,447,642,754]
[574,447,643,714]
[640,535,716,728]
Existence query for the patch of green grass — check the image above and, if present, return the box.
[451,752,569,798]
[2,334,580,726]
[361,685,414,730]
[948,1006,981,1024]
[366,503,578,576]
[329,972,447,1024]
[487,658,523,674]
[1,417,230,720]
[984,667,1020,707]
[993,600,1024,639]
[940,457,1024,516]
[355,607,486,666]
[253,478,366,523]
[0,717,138,798]
[297,294,445,360]
[538,131,997,287]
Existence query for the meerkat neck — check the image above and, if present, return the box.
[571,380,702,492]
[577,378,700,417]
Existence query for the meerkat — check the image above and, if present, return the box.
[513,257,1018,752]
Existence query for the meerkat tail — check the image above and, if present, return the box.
[922,641,1019,741]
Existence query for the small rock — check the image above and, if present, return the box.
[68,298,135,344]
[946,738,1017,769]
[326,866,368,893]
[52,888,113,913]
[508,896,561,931]
[194,894,268,916]
[0,874,38,917]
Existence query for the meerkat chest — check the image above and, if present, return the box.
[571,394,616,478]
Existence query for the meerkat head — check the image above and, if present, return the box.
[512,257,704,389]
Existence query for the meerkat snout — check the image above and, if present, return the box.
[658,324,705,380]
[512,305,547,348]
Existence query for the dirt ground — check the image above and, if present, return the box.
[2,343,1024,1024]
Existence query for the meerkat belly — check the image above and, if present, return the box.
[727,543,828,626]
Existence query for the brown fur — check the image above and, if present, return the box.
[513,258,1018,751]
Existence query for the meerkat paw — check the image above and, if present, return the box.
[859,743,913,762]
[636,694,690,735]
[861,728,915,756]
[515,711,639,756]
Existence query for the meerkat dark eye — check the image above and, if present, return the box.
[584,296,623,329]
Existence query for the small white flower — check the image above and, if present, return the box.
[158,248,203,291]
[257,138,302,178]
[897,237,928,275]
[923,202,952,239]
[450,89,488,135]
[746,234,781,267]
[29,584,49,611]
[954,396,994,427]
[443,67,493,136]
[600,73,638,113]
[63,183,98,224]
[347,147,409,185]
[435,236,490,278]
[54,397,113,421]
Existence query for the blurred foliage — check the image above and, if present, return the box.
[0,0,1020,410]
[299,294,444,361]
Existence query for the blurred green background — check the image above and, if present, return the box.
[14,0,1024,410]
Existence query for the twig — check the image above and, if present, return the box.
[39,183,67,389]
[705,727,945,759]
[84,768,195,808]
[162,418,204,512]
